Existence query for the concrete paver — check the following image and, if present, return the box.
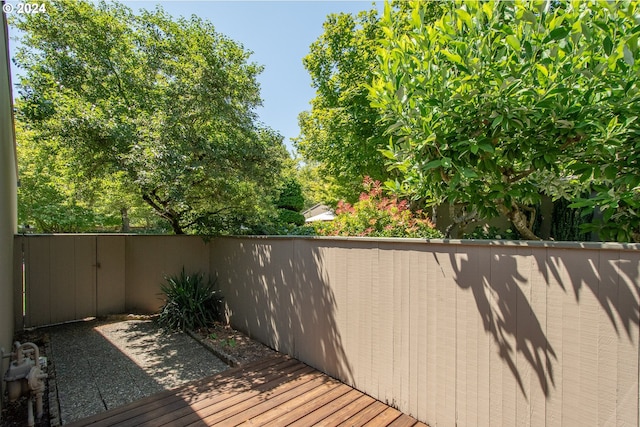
[46,319,229,424]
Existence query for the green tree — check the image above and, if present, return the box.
[275,177,306,227]
[295,2,443,204]
[370,0,640,241]
[295,9,386,203]
[13,0,287,235]
[16,118,161,233]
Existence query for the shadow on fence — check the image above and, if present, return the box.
[450,245,639,400]
[214,239,354,384]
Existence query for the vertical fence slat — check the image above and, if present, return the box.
[598,249,619,426]
[331,241,351,384]
[530,249,548,427]
[358,244,374,395]
[408,249,420,417]
[26,237,51,328]
[97,236,125,316]
[13,236,24,331]
[488,247,502,427]
[393,245,410,412]
[545,251,564,427]
[376,246,394,406]
[615,250,639,426]
[458,246,478,427]
[455,248,470,427]
[74,236,96,319]
[345,245,362,390]
[425,246,439,425]
[489,247,518,427]
[414,248,428,422]
[477,247,492,427]
[434,247,457,426]
[562,250,586,426]
[579,252,600,426]
[50,236,76,324]
[515,246,532,427]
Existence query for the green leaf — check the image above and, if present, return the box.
[535,63,549,77]
[491,115,504,128]
[580,21,592,41]
[423,159,442,170]
[623,44,635,66]
[411,6,421,28]
[379,149,396,160]
[603,36,614,55]
[506,35,521,51]
[461,168,478,179]
[546,27,569,42]
[442,49,463,65]
[478,142,495,153]
[455,9,472,27]
[482,3,493,20]
[522,10,537,24]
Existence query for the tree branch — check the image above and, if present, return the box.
[508,168,536,183]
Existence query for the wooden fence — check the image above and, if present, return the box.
[14,234,640,427]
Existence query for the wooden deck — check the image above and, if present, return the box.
[66,355,427,427]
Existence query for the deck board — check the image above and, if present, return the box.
[66,355,428,427]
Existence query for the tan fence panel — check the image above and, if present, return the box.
[211,238,298,356]
[25,236,51,327]
[96,236,125,316]
[19,234,211,327]
[13,236,24,331]
[14,235,640,427]
[75,236,97,319]
[212,237,639,427]
[125,235,210,313]
[21,235,98,328]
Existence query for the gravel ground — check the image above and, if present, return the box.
[46,319,230,425]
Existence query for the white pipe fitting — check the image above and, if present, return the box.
[3,342,47,426]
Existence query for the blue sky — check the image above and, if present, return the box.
[7,0,380,153]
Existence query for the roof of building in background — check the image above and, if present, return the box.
[305,211,336,222]
[302,204,335,222]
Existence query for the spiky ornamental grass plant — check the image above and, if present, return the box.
[158,268,224,331]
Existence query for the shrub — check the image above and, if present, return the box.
[464,225,519,240]
[277,209,306,227]
[157,268,224,331]
[314,177,443,238]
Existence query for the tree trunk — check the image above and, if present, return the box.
[120,207,130,233]
[141,192,184,234]
[445,204,478,238]
[538,195,553,240]
[169,217,184,234]
[431,205,438,227]
[504,205,541,241]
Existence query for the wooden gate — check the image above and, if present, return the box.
[13,235,125,329]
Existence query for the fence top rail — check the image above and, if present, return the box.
[14,234,640,252]
[221,235,640,251]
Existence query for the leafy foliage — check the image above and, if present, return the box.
[295,9,387,203]
[12,0,288,235]
[16,119,160,232]
[464,225,519,240]
[370,0,640,242]
[313,177,443,238]
[276,177,305,212]
[158,268,224,331]
[296,3,444,204]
